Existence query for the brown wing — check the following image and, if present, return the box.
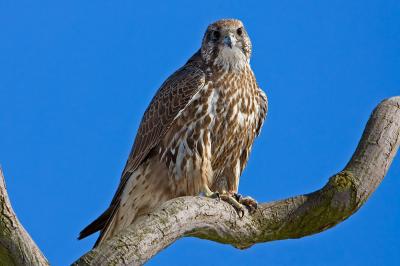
[256,88,268,136]
[78,51,205,242]
[122,58,205,178]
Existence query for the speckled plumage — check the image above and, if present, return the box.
[79,19,268,246]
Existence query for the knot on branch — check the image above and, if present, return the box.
[328,171,355,192]
[325,171,358,214]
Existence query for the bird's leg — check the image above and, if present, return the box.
[233,192,258,213]
[200,184,220,199]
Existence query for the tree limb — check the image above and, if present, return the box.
[0,168,49,266]
[0,97,399,265]
[73,96,400,265]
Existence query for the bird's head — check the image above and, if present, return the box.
[201,19,252,71]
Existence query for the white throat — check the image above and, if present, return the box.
[214,47,248,72]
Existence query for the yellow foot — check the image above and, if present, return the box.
[233,193,258,214]
[201,186,257,217]
[219,193,246,218]
[201,186,220,199]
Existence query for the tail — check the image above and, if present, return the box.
[78,207,112,241]
[78,156,172,247]
[78,168,134,246]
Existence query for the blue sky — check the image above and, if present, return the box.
[0,1,399,265]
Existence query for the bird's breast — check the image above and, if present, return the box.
[160,67,261,189]
[204,69,260,168]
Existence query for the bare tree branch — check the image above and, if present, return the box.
[0,97,399,265]
[0,168,49,266]
[73,96,400,265]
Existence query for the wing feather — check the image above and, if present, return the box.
[79,51,205,244]
[123,64,205,177]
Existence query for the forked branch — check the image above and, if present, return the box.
[0,97,399,266]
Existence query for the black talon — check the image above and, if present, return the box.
[238,209,245,218]
[248,205,257,214]
[233,193,242,201]
[213,192,220,200]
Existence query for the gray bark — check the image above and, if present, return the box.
[0,168,49,266]
[0,97,399,266]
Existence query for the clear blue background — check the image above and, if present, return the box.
[0,1,399,265]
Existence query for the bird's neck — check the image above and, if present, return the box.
[212,47,249,73]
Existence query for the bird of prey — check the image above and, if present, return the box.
[79,18,268,247]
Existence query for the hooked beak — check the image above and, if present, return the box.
[223,35,235,49]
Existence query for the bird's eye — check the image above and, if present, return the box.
[236,27,243,36]
[212,30,221,40]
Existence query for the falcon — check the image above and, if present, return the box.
[79,19,268,247]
